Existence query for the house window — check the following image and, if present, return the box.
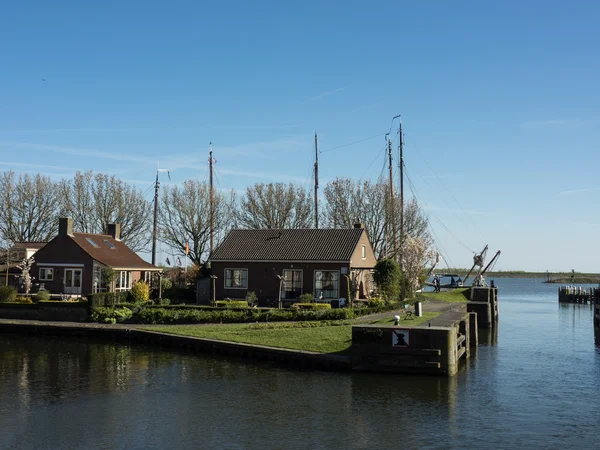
[103,239,116,249]
[39,268,53,281]
[86,238,100,248]
[282,270,302,299]
[116,271,132,290]
[225,269,248,289]
[93,265,108,293]
[362,245,366,259]
[315,270,340,300]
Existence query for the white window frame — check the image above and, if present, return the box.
[93,264,109,293]
[281,269,303,299]
[224,268,248,289]
[39,267,54,281]
[314,270,340,300]
[116,270,132,291]
[362,245,367,259]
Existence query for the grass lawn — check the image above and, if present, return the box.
[141,312,441,355]
[418,288,469,303]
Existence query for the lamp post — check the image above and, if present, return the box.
[276,275,284,309]
[210,275,217,306]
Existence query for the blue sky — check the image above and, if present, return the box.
[1,0,599,271]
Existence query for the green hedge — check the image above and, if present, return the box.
[88,300,402,324]
[291,303,332,310]
[215,300,249,308]
[91,306,133,324]
[87,292,131,308]
[134,306,356,324]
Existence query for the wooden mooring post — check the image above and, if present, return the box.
[594,289,600,346]
[558,286,597,304]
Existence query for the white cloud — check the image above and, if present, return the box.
[558,186,600,195]
[522,118,599,128]
[0,141,151,164]
[303,86,348,103]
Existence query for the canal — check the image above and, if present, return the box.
[1,278,600,449]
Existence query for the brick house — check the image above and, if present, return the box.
[31,217,161,297]
[209,224,377,306]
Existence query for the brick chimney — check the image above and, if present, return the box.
[59,217,74,236]
[107,224,121,240]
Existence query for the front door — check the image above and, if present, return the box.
[64,269,83,295]
[281,270,303,299]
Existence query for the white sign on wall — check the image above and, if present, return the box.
[392,329,410,347]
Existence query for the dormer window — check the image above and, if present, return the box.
[86,238,99,248]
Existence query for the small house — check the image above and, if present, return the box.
[209,224,376,306]
[0,242,46,290]
[31,217,161,297]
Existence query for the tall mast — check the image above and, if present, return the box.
[151,171,159,265]
[399,118,404,263]
[388,136,397,258]
[314,132,319,229]
[209,142,214,256]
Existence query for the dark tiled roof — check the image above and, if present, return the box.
[71,233,159,270]
[210,228,365,262]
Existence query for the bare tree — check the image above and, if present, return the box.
[159,180,234,266]
[60,171,151,252]
[323,177,431,260]
[237,182,313,229]
[0,171,60,244]
[323,177,388,258]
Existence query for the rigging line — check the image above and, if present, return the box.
[404,169,474,254]
[319,133,387,154]
[359,143,388,182]
[405,136,487,242]
[404,164,480,245]
[402,169,454,268]
[398,164,453,266]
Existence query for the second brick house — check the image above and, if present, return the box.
[209,224,377,306]
[31,217,161,297]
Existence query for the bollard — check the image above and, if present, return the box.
[415,301,423,317]
[394,315,400,326]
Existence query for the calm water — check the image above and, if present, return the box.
[1,278,600,449]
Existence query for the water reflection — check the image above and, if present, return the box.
[2,278,600,449]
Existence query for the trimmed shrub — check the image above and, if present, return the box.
[130,281,150,303]
[245,291,258,305]
[91,306,133,324]
[291,302,332,310]
[160,298,171,306]
[161,278,173,292]
[0,286,17,303]
[373,259,402,302]
[367,297,385,308]
[298,293,314,303]
[216,300,249,308]
[33,290,51,302]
